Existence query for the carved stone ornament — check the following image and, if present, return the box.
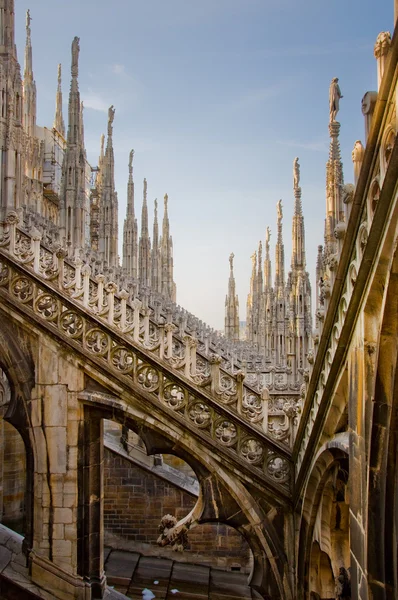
[157,514,190,552]
[374,31,391,59]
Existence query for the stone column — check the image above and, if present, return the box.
[80,407,105,598]
[30,339,89,599]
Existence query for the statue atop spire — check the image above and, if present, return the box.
[293,157,300,189]
[265,226,271,246]
[225,252,239,341]
[71,36,80,78]
[26,9,32,35]
[129,149,134,173]
[277,199,283,222]
[107,105,115,137]
[329,77,343,122]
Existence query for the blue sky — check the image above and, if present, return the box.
[15,0,391,329]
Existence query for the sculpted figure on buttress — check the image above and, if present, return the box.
[329,77,343,122]
[293,157,300,188]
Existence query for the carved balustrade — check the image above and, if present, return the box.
[0,216,299,447]
[0,215,293,495]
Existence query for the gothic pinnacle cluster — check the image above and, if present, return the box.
[0,6,176,302]
[225,157,312,377]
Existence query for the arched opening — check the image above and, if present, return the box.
[102,421,252,574]
[298,445,350,600]
[0,369,26,535]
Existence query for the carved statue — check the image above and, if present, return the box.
[251,251,257,270]
[108,105,115,125]
[265,226,271,245]
[157,514,190,552]
[329,78,343,122]
[129,149,134,170]
[26,9,31,32]
[293,157,300,188]
[164,193,168,208]
[71,37,80,77]
[229,252,234,270]
[277,199,283,220]
[57,63,62,85]
[335,567,351,600]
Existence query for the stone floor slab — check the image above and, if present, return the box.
[166,562,210,599]
[106,550,141,580]
[127,556,173,600]
[209,569,251,599]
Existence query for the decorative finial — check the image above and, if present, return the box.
[229,253,234,270]
[329,77,343,123]
[164,193,168,208]
[251,251,257,269]
[293,157,300,188]
[129,149,134,171]
[107,105,115,136]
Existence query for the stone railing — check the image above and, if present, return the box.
[0,214,293,495]
[21,206,300,384]
[0,215,299,447]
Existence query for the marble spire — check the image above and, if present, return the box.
[23,9,36,137]
[246,250,258,344]
[224,253,240,341]
[151,198,160,292]
[53,64,65,136]
[138,178,151,288]
[98,105,118,267]
[59,36,88,253]
[264,227,272,290]
[291,157,306,271]
[275,200,285,295]
[123,149,138,279]
[0,0,16,55]
[325,81,344,260]
[160,193,175,300]
[0,0,24,220]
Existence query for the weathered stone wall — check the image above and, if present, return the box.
[104,448,252,572]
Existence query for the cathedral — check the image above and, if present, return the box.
[0,1,397,599]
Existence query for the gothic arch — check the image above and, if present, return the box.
[79,398,293,600]
[367,243,398,598]
[297,436,349,600]
[0,315,36,555]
